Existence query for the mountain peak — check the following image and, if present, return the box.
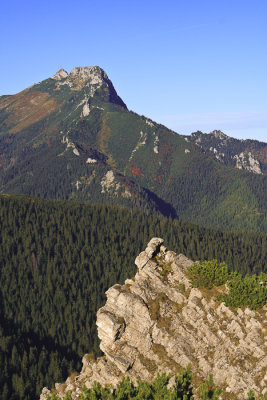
[52,65,108,85]
[49,65,127,108]
[52,68,68,80]
[210,129,228,139]
[69,66,107,83]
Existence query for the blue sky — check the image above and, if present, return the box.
[1,0,266,141]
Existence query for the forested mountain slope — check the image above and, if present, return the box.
[0,194,266,399]
[0,67,266,232]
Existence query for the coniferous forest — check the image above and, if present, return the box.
[0,194,266,399]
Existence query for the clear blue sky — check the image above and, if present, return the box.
[1,0,266,141]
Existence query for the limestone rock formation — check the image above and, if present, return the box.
[40,239,267,399]
[50,65,127,108]
[52,68,68,80]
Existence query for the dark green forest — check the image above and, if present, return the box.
[0,194,266,400]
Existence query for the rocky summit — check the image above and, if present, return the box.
[40,238,267,400]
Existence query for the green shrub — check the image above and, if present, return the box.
[218,273,267,310]
[199,375,222,399]
[188,260,267,310]
[187,260,230,289]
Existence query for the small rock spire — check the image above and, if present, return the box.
[52,68,68,80]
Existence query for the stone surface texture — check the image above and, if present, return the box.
[40,239,267,400]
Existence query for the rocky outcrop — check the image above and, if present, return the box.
[41,239,267,399]
[52,68,68,80]
[233,151,262,174]
[51,65,127,109]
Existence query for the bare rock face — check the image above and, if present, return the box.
[41,239,267,399]
[50,65,127,109]
[52,68,69,80]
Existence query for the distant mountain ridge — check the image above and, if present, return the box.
[0,66,266,232]
[185,130,267,175]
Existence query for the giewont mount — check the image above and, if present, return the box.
[0,67,266,232]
